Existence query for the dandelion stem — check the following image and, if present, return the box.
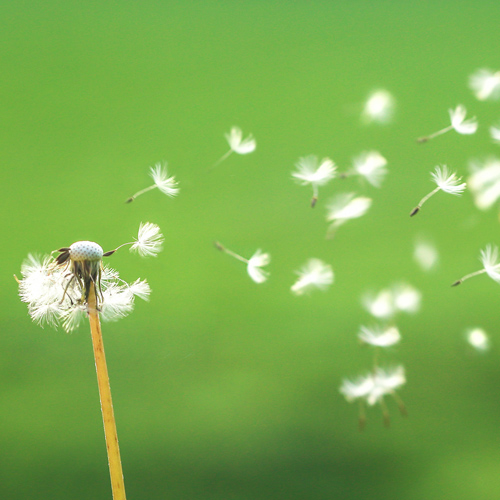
[309,185,319,208]
[410,187,441,216]
[391,391,408,417]
[214,242,248,264]
[211,149,233,168]
[358,400,366,432]
[417,125,453,143]
[126,184,157,203]
[452,268,487,286]
[380,398,391,428]
[88,284,127,500]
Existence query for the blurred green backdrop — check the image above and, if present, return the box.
[2,1,500,499]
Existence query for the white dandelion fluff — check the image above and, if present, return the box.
[490,124,500,144]
[468,157,500,210]
[325,193,372,238]
[358,325,401,347]
[130,222,165,257]
[410,165,466,216]
[290,258,334,295]
[292,155,337,207]
[213,126,256,167]
[215,242,270,284]
[350,151,388,188]
[363,283,421,319]
[453,244,500,286]
[127,162,179,203]
[340,365,406,428]
[361,90,395,124]
[363,288,395,319]
[465,328,490,352]
[417,105,478,143]
[414,239,439,272]
[17,224,160,332]
[469,69,500,101]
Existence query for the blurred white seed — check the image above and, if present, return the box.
[465,328,491,352]
[213,126,256,167]
[469,69,500,101]
[291,258,334,295]
[361,90,395,124]
[468,157,500,210]
[292,155,337,207]
[414,239,439,272]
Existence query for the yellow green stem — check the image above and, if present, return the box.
[88,284,127,500]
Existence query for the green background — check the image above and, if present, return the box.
[2,1,500,499]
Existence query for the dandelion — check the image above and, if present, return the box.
[16,222,163,500]
[292,155,337,207]
[346,150,388,188]
[410,165,466,216]
[325,193,372,238]
[414,238,439,271]
[468,157,500,210]
[465,328,490,352]
[358,325,401,347]
[340,365,406,429]
[213,126,256,167]
[469,69,500,101]
[215,242,270,283]
[361,89,395,124]
[490,124,500,144]
[290,258,333,295]
[452,244,500,286]
[126,162,179,203]
[417,105,478,143]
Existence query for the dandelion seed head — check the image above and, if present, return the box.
[69,241,103,262]
[18,229,156,331]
